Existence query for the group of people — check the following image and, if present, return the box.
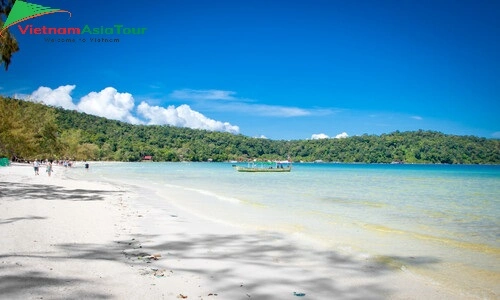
[32,159,89,176]
[32,159,53,176]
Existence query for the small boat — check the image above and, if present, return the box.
[234,161,292,172]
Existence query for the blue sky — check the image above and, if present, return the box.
[1,0,499,140]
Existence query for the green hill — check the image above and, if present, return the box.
[1,96,499,164]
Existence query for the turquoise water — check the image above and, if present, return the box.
[68,162,500,293]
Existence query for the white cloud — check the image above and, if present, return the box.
[492,131,500,138]
[170,88,336,118]
[211,102,317,117]
[411,116,423,120]
[248,104,312,117]
[17,85,242,134]
[170,89,237,101]
[335,132,349,139]
[77,87,141,124]
[137,102,239,134]
[311,133,329,139]
[21,85,77,110]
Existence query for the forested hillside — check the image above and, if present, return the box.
[1,97,499,164]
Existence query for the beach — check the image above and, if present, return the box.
[0,163,494,299]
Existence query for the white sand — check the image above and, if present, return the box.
[0,164,477,299]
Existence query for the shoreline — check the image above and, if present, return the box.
[0,164,486,299]
[7,160,500,167]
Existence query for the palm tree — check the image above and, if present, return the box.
[0,0,20,70]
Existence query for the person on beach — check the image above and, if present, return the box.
[33,159,40,175]
[46,162,53,177]
[84,161,89,170]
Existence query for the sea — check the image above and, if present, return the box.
[66,162,500,296]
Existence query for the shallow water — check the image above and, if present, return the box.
[67,162,500,296]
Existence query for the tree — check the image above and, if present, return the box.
[76,143,99,160]
[2,97,500,164]
[0,97,61,159]
[0,97,26,156]
[0,0,19,70]
[59,129,83,159]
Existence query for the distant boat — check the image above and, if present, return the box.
[234,161,292,172]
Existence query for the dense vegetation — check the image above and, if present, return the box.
[1,97,499,164]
